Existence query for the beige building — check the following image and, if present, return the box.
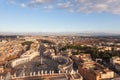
[110,56,120,64]
[110,56,120,71]
[0,66,4,73]
[97,46,112,52]
[78,54,114,80]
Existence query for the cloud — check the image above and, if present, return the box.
[9,0,120,14]
[29,0,53,6]
[44,5,54,9]
[20,3,26,7]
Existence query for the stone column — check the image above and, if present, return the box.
[38,71,40,76]
[11,75,14,79]
[59,70,61,74]
[33,72,36,76]
[14,73,16,78]
[23,72,25,77]
[41,70,43,75]
[49,70,51,75]
[77,70,78,73]
[52,70,54,74]
[66,70,68,73]
[45,70,47,74]
[30,72,32,77]
[0,76,3,80]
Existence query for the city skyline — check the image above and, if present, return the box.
[1,0,120,33]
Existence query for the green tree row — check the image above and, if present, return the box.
[59,44,120,60]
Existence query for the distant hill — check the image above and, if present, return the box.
[75,32,120,36]
[0,32,120,36]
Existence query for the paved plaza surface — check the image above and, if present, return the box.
[13,44,65,77]
[14,56,59,76]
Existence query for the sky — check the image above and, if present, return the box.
[0,0,120,33]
